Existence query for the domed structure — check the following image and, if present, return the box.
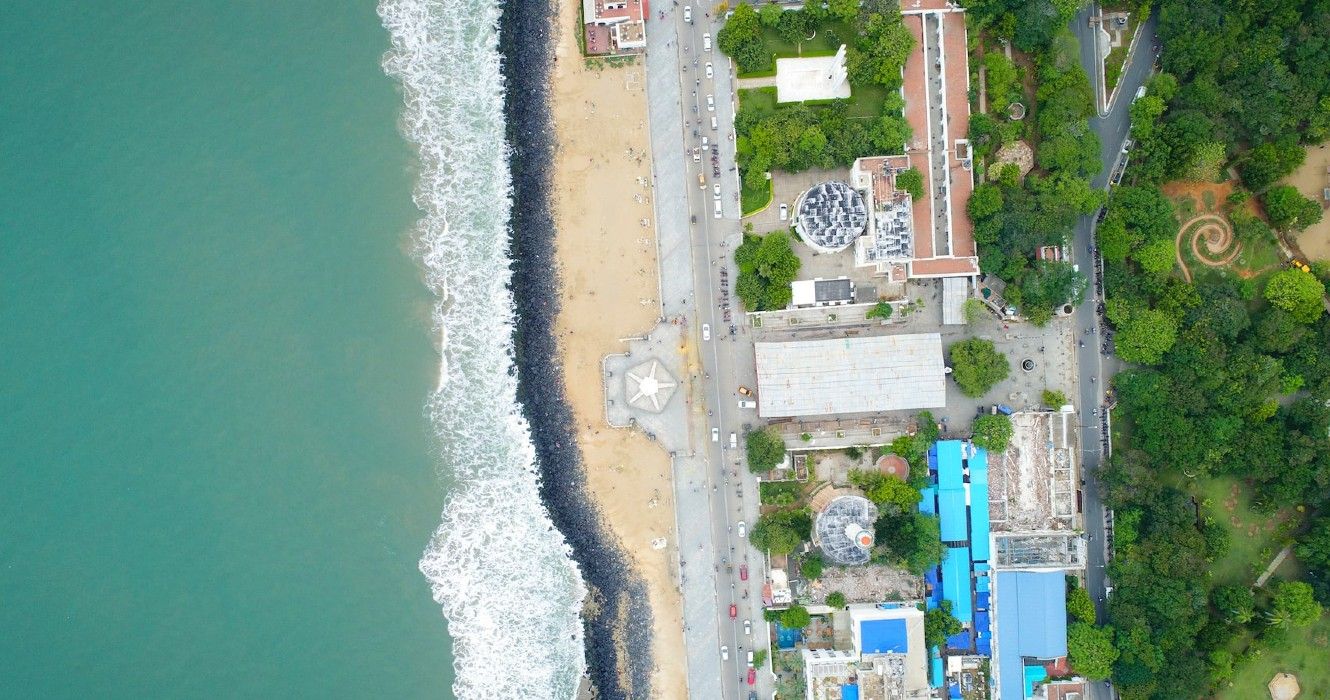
[813,494,879,565]
[794,181,867,253]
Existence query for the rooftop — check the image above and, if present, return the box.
[754,334,946,418]
[989,411,1079,533]
[796,181,869,253]
[993,571,1067,700]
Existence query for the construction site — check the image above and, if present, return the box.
[988,411,1084,570]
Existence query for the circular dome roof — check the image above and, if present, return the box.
[814,495,879,565]
[794,181,867,253]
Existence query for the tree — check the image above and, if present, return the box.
[849,469,921,513]
[866,301,894,320]
[1264,269,1326,324]
[924,601,963,647]
[969,183,1004,220]
[1269,581,1323,627]
[717,3,768,73]
[972,414,1014,452]
[746,427,787,473]
[1067,623,1118,680]
[801,552,824,580]
[1264,185,1324,231]
[963,298,987,324]
[753,648,769,669]
[1042,389,1067,408]
[827,0,857,21]
[759,1,783,27]
[775,8,815,44]
[984,51,1019,113]
[826,591,847,608]
[949,338,1010,397]
[1067,584,1096,624]
[750,508,811,555]
[1132,238,1176,276]
[1211,584,1255,625]
[780,605,812,629]
[1239,137,1306,192]
[1112,306,1178,365]
[896,168,924,200]
[734,232,803,311]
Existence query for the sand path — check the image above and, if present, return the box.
[549,4,686,697]
[1286,143,1330,261]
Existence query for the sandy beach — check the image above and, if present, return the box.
[549,2,687,697]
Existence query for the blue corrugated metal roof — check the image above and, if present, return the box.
[930,648,944,688]
[995,572,1068,700]
[946,629,971,651]
[942,547,973,625]
[938,489,969,541]
[976,592,990,610]
[969,448,991,562]
[919,486,937,515]
[860,618,910,654]
[976,572,991,593]
[936,440,965,489]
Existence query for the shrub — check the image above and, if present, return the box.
[972,414,1014,452]
[1042,389,1067,408]
[866,301,894,320]
[826,591,847,608]
[895,168,925,200]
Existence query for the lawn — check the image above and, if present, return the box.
[743,176,774,217]
[760,20,854,59]
[1218,614,1330,700]
[739,86,778,120]
[1195,476,1300,587]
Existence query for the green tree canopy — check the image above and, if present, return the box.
[750,508,812,555]
[924,600,963,647]
[1270,581,1323,627]
[1110,304,1179,365]
[801,552,824,580]
[866,301,894,320]
[1042,389,1067,408]
[1239,137,1306,192]
[780,604,812,629]
[895,168,924,200]
[826,591,847,608]
[735,232,803,311]
[949,338,1011,397]
[1264,269,1326,324]
[746,427,788,473]
[1067,584,1096,624]
[972,414,1014,453]
[849,469,921,513]
[1211,584,1255,625]
[717,3,768,73]
[1264,185,1324,231]
[1068,623,1118,680]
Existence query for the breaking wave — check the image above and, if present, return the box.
[378,0,587,697]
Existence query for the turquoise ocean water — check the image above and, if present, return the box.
[1,4,459,696]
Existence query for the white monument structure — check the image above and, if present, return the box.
[775,44,852,103]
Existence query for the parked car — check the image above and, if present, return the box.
[711,427,719,442]
[705,62,713,79]
[747,667,756,685]
[683,5,692,22]
[706,94,715,112]
[737,521,746,538]
[720,645,729,661]
[703,32,711,51]
[702,323,710,341]
[1133,85,1146,101]
[737,399,756,408]
[713,184,721,200]
[729,603,738,619]
[737,385,752,396]
[743,618,751,635]
[714,199,722,218]
[739,564,748,581]
[778,202,788,220]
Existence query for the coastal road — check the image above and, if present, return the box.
[1069,7,1157,700]
[645,4,768,699]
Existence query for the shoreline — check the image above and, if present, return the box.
[497,0,656,697]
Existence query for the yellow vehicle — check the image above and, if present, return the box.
[698,173,705,189]
[1290,259,1312,273]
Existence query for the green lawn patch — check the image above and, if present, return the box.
[1218,614,1330,700]
[1104,45,1128,93]
[739,86,778,120]
[1196,476,1301,587]
[742,175,774,217]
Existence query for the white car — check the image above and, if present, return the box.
[702,323,711,340]
[778,203,788,221]
[710,116,718,130]
[711,427,720,442]
[721,645,729,661]
[705,62,713,79]
[743,619,752,636]
[703,32,712,51]
[683,5,692,23]
[737,521,747,538]
[714,199,722,218]
[707,94,715,112]
[713,184,722,200]
[702,136,709,149]
[1133,85,1146,102]
[747,650,754,666]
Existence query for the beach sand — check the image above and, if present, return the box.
[549,4,687,697]
[1286,144,1330,261]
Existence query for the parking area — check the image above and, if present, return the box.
[745,167,850,234]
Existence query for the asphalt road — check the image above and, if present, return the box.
[651,4,768,698]
[1070,7,1158,699]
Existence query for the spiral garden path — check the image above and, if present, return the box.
[1176,213,1240,283]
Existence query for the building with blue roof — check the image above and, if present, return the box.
[801,605,930,700]
[993,571,1068,699]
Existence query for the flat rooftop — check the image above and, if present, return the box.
[754,334,946,418]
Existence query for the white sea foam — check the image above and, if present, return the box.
[378,1,587,697]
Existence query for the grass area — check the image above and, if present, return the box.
[1103,45,1128,93]
[739,86,778,119]
[742,175,774,216]
[761,21,853,58]
[846,82,888,119]
[1218,614,1330,700]
[1196,476,1300,586]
